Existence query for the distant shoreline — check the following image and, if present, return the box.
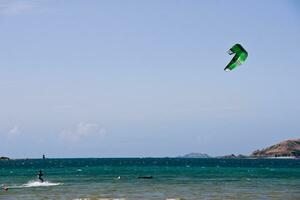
[1,157,299,160]
[3,138,299,160]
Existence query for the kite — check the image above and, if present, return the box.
[224,44,248,71]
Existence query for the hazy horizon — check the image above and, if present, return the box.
[1,0,300,158]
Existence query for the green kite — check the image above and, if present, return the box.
[224,44,248,72]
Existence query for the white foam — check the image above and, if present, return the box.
[166,199,183,200]
[166,199,182,200]
[22,181,62,187]
[73,199,126,200]
[6,181,62,189]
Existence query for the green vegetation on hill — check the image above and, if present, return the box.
[251,139,300,158]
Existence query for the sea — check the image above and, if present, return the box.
[1,158,300,200]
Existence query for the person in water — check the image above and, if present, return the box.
[2,185,8,192]
[37,170,44,183]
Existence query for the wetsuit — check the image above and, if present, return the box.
[38,170,44,183]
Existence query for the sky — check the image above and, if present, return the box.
[0,0,300,158]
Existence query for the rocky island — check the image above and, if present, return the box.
[251,138,300,158]
[181,138,300,159]
[0,156,10,160]
[219,154,248,159]
[179,153,211,158]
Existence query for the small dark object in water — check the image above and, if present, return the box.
[0,156,9,160]
[138,176,153,179]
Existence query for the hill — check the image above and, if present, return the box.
[251,139,300,158]
[179,153,210,158]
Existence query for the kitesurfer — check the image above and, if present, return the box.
[2,185,8,192]
[38,170,44,183]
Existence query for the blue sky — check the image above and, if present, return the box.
[0,0,299,158]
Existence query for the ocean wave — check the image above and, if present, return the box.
[5,180,62,189]
[22,180,62,187]
[72,198,126,200]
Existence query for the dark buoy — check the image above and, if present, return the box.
[137,176,153,179]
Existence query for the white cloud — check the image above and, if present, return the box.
[60,122,106,142]
[0,0,37,16]
[8,125,21,137]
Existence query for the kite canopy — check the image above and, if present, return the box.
[224,44,248,71]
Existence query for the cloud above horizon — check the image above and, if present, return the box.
[60,122,106,142]
[0,0,38,16]
[8,125,21,137]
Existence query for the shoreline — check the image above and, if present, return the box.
[1,157,299,160]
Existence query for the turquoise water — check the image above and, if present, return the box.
[1,158,300,199]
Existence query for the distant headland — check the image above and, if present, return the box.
[178,153,211,158]
[2,138,299,159]
[180,138,300,159]
[251,138,300,158]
